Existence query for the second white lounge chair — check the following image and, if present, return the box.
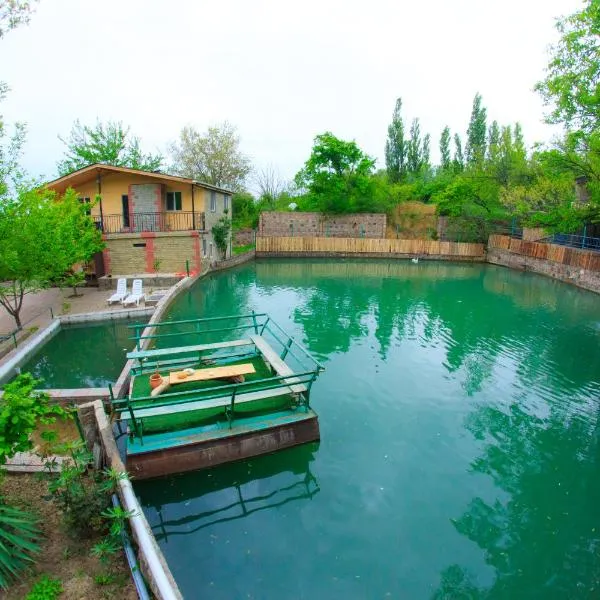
[122,279,145,306]
[107,278,128,304]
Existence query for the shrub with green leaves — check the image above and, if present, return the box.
[25,574,63,600]
[0,373,66,466]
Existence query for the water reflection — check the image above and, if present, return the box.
[433,395,600,599]
[137,444,320,543]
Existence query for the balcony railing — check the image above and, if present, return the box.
[94,212,205,234]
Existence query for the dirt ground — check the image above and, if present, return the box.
[1,474,138,600]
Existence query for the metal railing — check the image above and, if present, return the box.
[93,212,205,234]
[541,233,600,252]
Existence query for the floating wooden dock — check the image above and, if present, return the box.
[110,313,324,480]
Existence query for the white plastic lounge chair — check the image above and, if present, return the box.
[122,279,144,306]
[107,278,127,304]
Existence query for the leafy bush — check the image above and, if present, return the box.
[25,575,63,600]
[0,373,66,466]
[211,216,231,259]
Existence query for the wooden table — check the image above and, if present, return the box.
[168,363,256,386]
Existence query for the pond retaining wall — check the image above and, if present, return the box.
[487,234,600,294]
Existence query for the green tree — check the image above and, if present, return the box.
[385,98,407,182]
[57,120,163,176]
[466,93,487,167]
[406,118,422,176]
[294,132,377,213]
[439,126,452,171]
[535,0,600,133]
[211,216,231,259]
[422,133,431,175]
[487,120,500,164]
[453,133,464,172]
[170,122,251,191]
[0,188,103,328]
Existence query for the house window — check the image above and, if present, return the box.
[210,191,216,212]
[202,238,207,257]
[166,191,182,211]
[78,197,91,215]
[224,194,230,212]
[209,242,214,257]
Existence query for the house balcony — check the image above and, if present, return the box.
[93,212,206,234]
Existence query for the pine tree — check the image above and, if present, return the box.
[466,93,487,167]
[406,118,422,175]
[439,126,452,170]
[385,98,406,182]
[453,133,464,172]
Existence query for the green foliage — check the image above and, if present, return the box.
[232,191,258,228]
[439,127,452,171]
[295,132,379,213]
[57,120,163,176]
[211,216,231,259]
[385,98,407,182]
[466,93,487,167]
[453,134,464,173]
[47,441,117,538]
[535,0,600,133]
[0,503,40,590]
[25,575,63,600]
[0,373,65,466]
[0,187,103,328]
[170,122,251,191]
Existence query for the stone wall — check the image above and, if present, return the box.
[487,246,600,294]
[103,231,204,275]
[259,212,386,238]
[233,227,255,246]
[522,227,546,242]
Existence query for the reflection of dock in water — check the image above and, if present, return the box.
[141,446,320,543]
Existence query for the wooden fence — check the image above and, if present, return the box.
[489,234,600,272]
[256,236,485,258]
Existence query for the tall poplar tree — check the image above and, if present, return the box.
[453,134,464,172]
[385,98,407,182]
[406,118,422,175]
[440,126,452,171]
[466,93,487,167]
[422,134,431,174]
[487,120,501,164]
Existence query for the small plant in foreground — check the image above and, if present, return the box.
[25,574,63,600]
[0,503,40,589]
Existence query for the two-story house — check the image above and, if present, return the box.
[46,164,232,277]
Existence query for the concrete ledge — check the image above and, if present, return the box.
[211,250,256,271]
[0,319,61,384]
[98,274,185,291]
[59,306,153,324]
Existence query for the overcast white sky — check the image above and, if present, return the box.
[0,0,581,184]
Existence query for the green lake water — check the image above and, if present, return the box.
[19,320,145,388]
[131,258,600,599]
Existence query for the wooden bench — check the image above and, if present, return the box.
[249,334,307,394]
[125,386,298,420]
[127,339,254,362]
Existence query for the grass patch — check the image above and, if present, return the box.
[233,244,255,255]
